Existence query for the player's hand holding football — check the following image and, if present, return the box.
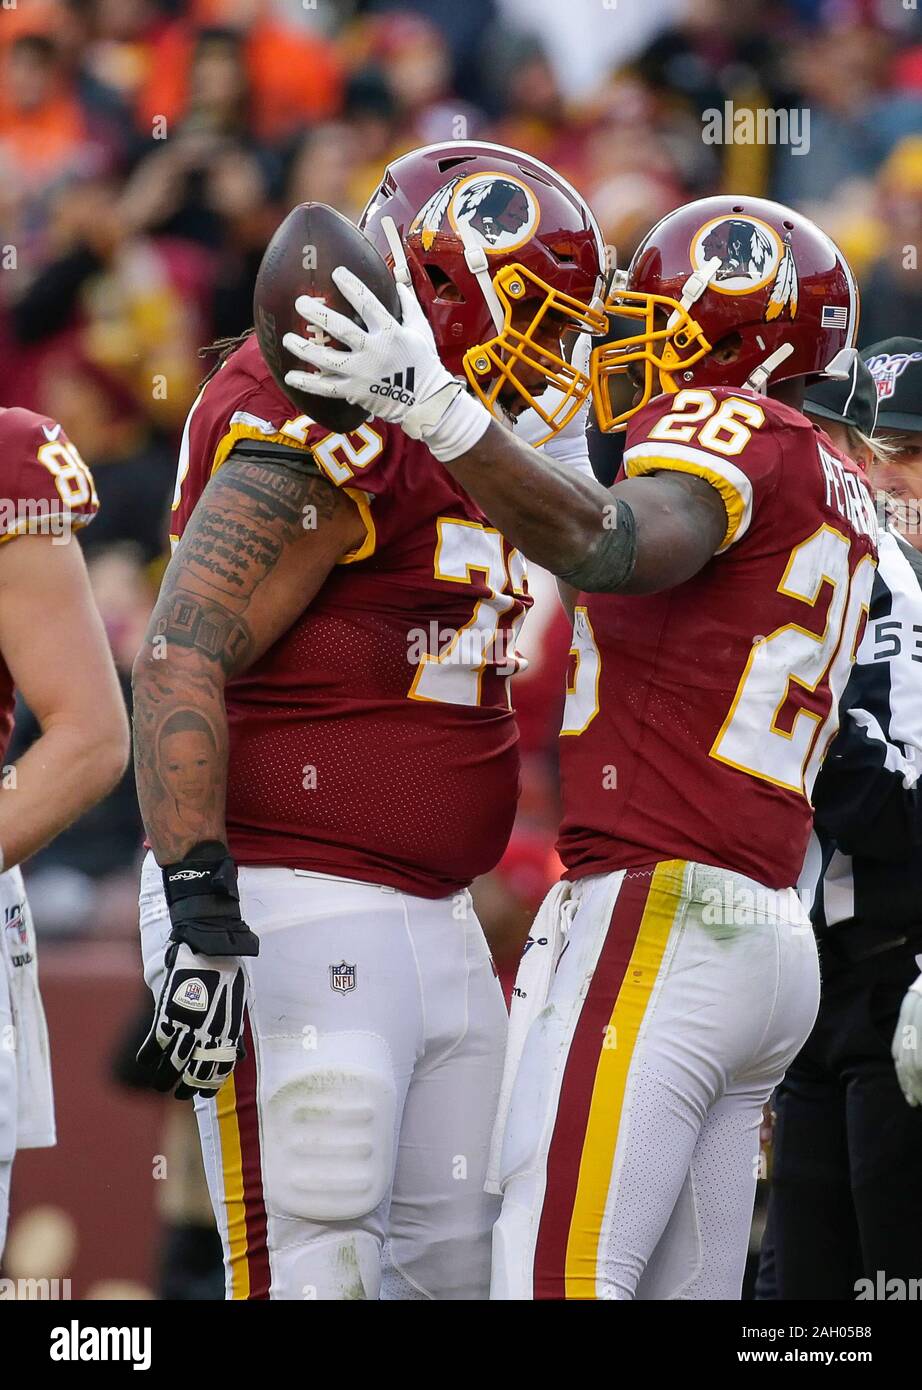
[137,841,259,1099]
[893,968,922,1107]
[282,267,492,461]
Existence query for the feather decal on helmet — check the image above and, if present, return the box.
[765,242,798,322]
[410,178,461,251]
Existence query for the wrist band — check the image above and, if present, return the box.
[423,385,493,463]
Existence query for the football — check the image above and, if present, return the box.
[253,201,401,435]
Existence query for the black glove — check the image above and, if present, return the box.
[161,840,259,958]
[137,942,247,1099]
[135,841,258,1099]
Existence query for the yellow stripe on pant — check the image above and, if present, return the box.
[565,860,686,1299]
[216,1073,250,1300]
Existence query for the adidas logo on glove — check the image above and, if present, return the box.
[370,368,416,404]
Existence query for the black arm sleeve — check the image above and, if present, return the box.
[557,496,638,593]
[225,436,326,474]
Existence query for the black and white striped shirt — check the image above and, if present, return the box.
[804,530,922,935]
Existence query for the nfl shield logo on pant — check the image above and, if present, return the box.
[330,960,356,994]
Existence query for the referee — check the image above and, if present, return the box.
[757,348,922,1299]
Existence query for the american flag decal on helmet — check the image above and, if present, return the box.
[821,305,848,329]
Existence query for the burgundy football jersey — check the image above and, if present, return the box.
[0,407,99,762]
[170,335,531,896]
[558,386,879,890]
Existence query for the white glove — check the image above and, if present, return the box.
[892,966,922,1106]
[513,332,594,477]
[283,267,492,462]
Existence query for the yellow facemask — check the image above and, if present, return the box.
[463,263,609,444]
[590,289,713,433]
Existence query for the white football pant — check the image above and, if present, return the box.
[491,859,820,1300]
[0,867,56,1260]
[139,854,506,1299]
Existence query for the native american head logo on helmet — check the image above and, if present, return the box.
[700,218,775,283]
[360,141,610,443]
[411,173,540,254]
[691,214,799,321]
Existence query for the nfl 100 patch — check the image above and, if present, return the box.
[4,901,31,968]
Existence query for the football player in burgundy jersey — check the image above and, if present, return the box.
[286,194,878,1299]
[131,144,611,1300]
[0,408,128,1257]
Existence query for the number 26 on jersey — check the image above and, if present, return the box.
[562,528,875,800]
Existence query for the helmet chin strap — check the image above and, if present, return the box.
[666,256,722,330]
[823,347,858,380]
[456,222,505,335]
[593,246,619,317]
[380,215,413,286]
[744,341,795,394]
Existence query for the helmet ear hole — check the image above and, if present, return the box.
[424,263,465,302]
[709,330,743,365]
[548,241,577,265]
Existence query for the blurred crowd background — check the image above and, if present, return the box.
[2,0,922,1298]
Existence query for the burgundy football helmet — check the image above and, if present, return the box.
[591,194,860,432]
[359,141,610,442]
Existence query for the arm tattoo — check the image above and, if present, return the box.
[154,453,341,674]
[133,448,343,862]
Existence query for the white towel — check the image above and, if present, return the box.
[486,879,574,1193]
[0,870,55,1149]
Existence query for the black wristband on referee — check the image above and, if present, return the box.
[162,841,260,958]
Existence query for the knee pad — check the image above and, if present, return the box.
[261,1031,397,1223]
